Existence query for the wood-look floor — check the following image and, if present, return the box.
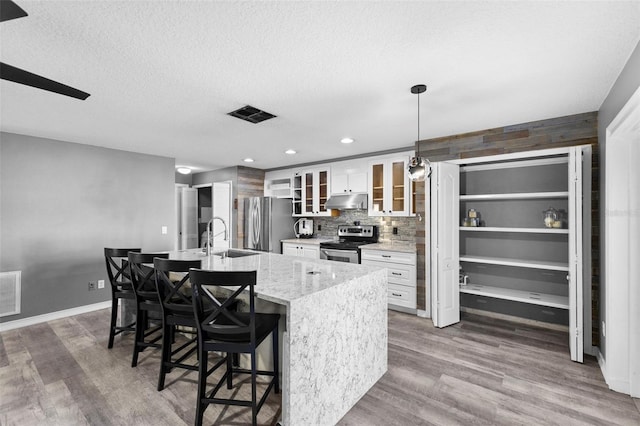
[1,309,638,425]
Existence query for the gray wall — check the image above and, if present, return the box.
[0,132,175,322]
[597,40,640,359]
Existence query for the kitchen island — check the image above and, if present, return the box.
[170,249,388,425]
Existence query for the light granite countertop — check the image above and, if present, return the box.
[359,241,417,253]
[280,237,334,245]
[168,248,382,306]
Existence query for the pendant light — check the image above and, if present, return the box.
[407,84,432,181]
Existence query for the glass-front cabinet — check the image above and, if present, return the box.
[294,167,331,217]
[368,156,410,216]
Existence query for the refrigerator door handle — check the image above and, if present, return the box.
[252,199,261,249]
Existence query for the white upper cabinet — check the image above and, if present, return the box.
[331,160,368,194]
[368,155,411,216]
[293,167,332,217]
[264,169,293,198]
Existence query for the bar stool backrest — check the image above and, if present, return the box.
[153,258,202,315]
[128,252,169,302]
[104,247,141,289]
[189,269,257,342]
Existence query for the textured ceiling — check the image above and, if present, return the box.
[1,1,639,172]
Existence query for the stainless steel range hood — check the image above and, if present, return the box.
[325,193,368,210]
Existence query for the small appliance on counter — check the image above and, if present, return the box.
[294,218,314,238]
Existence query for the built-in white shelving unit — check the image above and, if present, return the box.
[459,255,569,271]
[459,191,569,201]
[430,145,592,363]
[460,284,569,309]
[459,227,569,234]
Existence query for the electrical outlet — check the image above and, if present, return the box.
[161,226,168,235]
[88,281,97,291]
[393,227,398,235]
[97,279,105,289]
[317,225,321,231]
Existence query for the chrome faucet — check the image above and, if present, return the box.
[205,216,228,256]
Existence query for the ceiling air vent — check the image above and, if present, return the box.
[227,105,277,124]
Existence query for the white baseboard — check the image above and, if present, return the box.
[596,349,632,395]
[584,345,598,357]
[0,301,111,332]
[596,349,606,376]
[416,309,430,318]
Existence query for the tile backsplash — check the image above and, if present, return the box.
[311,210,417,243]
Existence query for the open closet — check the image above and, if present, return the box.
[429,146,592,362]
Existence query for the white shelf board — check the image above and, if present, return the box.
[460,284,569,309]
[459,191,569,201]
[460,227,569,234]
[460,255,569,271]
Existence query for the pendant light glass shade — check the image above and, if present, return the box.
[407,84,432,181]
[408,156,431,181]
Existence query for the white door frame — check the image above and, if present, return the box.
[604,85,640,397]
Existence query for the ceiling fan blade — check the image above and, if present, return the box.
[0,62,90,100]
[1,0,28,23]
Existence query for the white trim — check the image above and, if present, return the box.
[416,309,429,318]
[460,155,569,171]
[607,86,640,135]
[597,348,607,377]
[459,191,568,201]
[0,301,111,332]
[584,344,598,357]
[450,146,578,166]
[603,83,640,397]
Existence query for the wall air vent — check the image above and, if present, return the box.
[0,271,21,317]
[227,105,277,124]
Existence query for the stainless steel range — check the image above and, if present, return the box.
[319,225,379,264]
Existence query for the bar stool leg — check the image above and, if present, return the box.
[226,355,233,389]
[251,349,258,426]
[195,346,208,426]
[273,325,280,394]
[157,322,171,391]
[108,297,118,349]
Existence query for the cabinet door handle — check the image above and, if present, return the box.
[382,255,391,258]
[391,292,402,297]
[391,272,402,276]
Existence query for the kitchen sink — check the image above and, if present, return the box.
[212,249,260,258]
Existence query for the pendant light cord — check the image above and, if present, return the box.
[417,91,420,156]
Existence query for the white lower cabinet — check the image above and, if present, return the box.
[361,249,417,310]
[282,242,319,259]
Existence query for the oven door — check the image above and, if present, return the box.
[319,247,359,264]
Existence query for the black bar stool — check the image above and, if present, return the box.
[104,247,141,349]
[153,257,202,391]
[128,251,169,367]
[190,269,280,426]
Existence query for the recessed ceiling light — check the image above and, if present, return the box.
[243,158,255,163]
[176,167,192,175]
[285,149,296,155]
[340,137,354,144]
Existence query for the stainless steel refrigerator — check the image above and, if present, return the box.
[244,197,296,254]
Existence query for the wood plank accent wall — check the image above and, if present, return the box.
[236,166,266,245]
[414,111,599,343]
